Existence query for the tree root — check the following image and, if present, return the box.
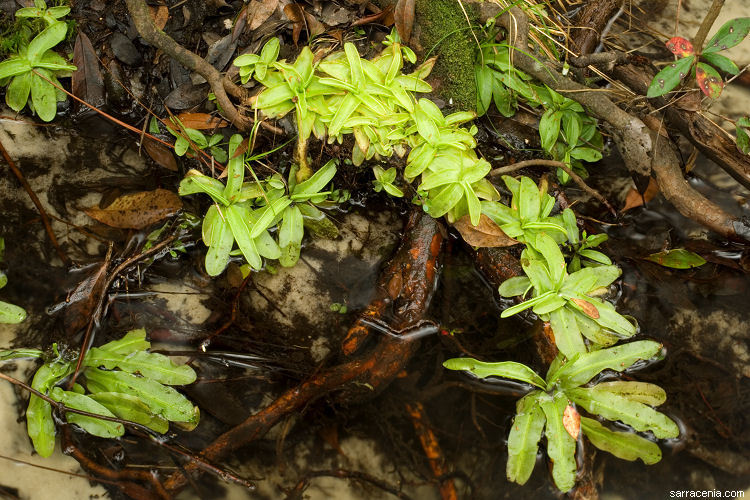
[405,402,458,500]
[124,0,251,131]
[162,210,443,494]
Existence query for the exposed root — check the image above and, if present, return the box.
[405,402,458,500]
[0,136,70,266]
[124,0,251,131]
[163,211,443,494]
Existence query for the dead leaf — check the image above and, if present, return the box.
[563,404,580,440]
[570,298,600,319]
[63,260,109,335]
[232,4,248,42]
[173,112,228,130]
[283,4,324,45]
[248,0,279,31]
[149,4,169,30]
[394,0,415,44]
[71,32,105,109]
[453,214,519,248]
[143,138,178,171]
[84,189,183,229]
[352,4,395,27]
[622,177,659,212]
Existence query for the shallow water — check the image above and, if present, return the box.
[0,112,748,500]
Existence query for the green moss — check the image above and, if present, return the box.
[415,0,479,112]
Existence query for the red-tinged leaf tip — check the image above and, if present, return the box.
[563,404,581,440]
[665,37,695,57]
[696,63,724,98]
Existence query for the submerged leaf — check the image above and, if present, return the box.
[84,349,196,385]
[50,388,125,438]
[540,393,577,492]
[84,189,183,229]
[645,249,706,269]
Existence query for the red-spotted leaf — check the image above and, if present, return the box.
[703,17,750,54]
[736,117,750,155]
[665,37,694,57]
[701,53,739,75]
[647,55,694,98]
[695,62,723,98]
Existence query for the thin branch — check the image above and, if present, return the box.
[0,137,70,266]
[124,0,251,131]
[489,159,616,215]
[692,0,725,53]
[286,469,413,500]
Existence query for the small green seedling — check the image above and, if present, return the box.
[0,2,75,121]
[444,340,678,492]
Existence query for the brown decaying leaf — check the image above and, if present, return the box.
[284,4,324,45]
[247,0,279,31]
[352,4,395,27]
[149,4,169,31]
[143,138,178,171]
[563,404,581,440]
[570,298,600,319]
[84,189,183,229]
[63,261,108,335]
[172,112,228,130]
[453,214,519,248]
[394,0,415,44]
[622,177,659,212]
[71,32,105,108]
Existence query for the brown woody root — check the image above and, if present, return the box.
[405,402,458,500]
[473,3,750,243]
[163,211,443,493]
[570,0,624,56]
[124,0,251,131]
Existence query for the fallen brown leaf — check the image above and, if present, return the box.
[143,138,178,171]
[172,112,228,130]
[394,0,415,44]
[352,4,395,27]
[247,0,278,31]
[149,4,169,30]
[284,4,324,44]
[453,214,519,248]
[63,260,109,335]
[84,189,183,229]
[622,177,659,212]
[71,32,104,109]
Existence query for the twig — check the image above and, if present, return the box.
[0,453,121,487]
[692,0,725,53]
[285,469,413,500]
[489,159,617,215]
[0,137,70,266]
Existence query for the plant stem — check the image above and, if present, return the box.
[295,138,312,182]
[489,159,616,215]
[693,0,725,53]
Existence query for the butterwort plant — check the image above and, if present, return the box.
[0,329,199,457]
[444,341,679,492]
